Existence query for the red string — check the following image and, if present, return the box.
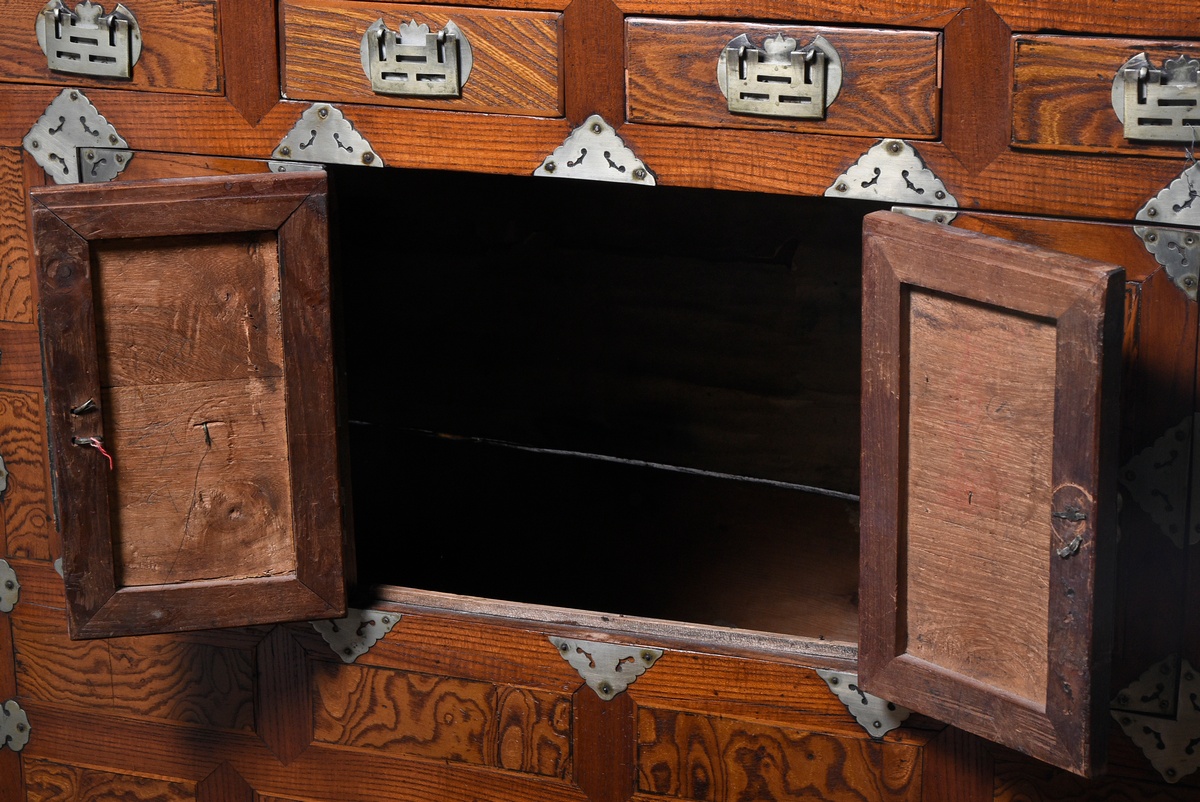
[78,437,114,470]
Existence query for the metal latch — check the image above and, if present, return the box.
[717,33,842,120]
[35,1,142,80]
[359,19,473,98]
[1112,53,1200,142]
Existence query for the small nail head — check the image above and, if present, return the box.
[279,146,291,157]
[362,151,375,165]
[633,168,647,180]
[544,161,556,173]
[591,122,603,134]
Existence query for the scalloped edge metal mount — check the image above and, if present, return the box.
[360,19,473,97]
[23,88,133,184]
[311,608,400,663]
[550,637,663,700]
[0,701,29,752]
[0,561,19,614]
[717,33,842,119]
[825,139,957,220]
[1112,655,1200,783]
[534,115,656,185]
[271,104,383,169]
[1111,53,1200,142]
[1120,414,1198,548]
[816,669,910,737]
[36,1,143,80]
[1134,163,1200,300]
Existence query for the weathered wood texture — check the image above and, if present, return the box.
[313,661,572,777]
[25,758,196,801]
[281,1,563,116]
[0,389,53,561]
[0,149,33,323]
[636,706,923,801]
[626,20,941,138]
[1012,36,1200,157]
[0,0,220,95]
[860,211,1124,777]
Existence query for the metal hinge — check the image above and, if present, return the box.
[1133,163,1200,300]
[22,88,133,184]
[718,33,842,120]
[35,1,142,80]
[360,19,472,98]
[1112,53,1200,143]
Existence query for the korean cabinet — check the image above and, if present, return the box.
[0,1,1198,800]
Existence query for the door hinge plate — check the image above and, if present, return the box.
[717,33,842,120]
[36,1,142,80]
[1112,53,1200,142]
[22,88,132,184]
[1134,163,1200,300]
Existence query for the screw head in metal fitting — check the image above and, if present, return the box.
[279,146,291,157]
[887,140,903,154]
[598,682,612,695]
[30,140,39,149]
[934,214,946,223]
[544,161,556,173]
[835,182,847,192]
[69,91,78,100]
[1185,276,1197,290]
[85,150,94,161]
[1187,235,1196,246]
[934,189,946,200]
[591,122,603,134]
[1147,232,1158,242]
[109,133,118,144]
[1147,206,1158,217]
[318,106,329,118]
[115,154,124,163]
[3,581,12,591]
[362,151,375,165]
[633,168,646,180]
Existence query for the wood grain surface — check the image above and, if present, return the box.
[282,1,562,116]
[0,149,33,324]
[25,758,196,801]
[626,20,940,138]
[0,388,53,561]
[0,0,220,95]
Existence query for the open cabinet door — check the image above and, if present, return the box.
[32,171,348,639]
[859,211,1124,777]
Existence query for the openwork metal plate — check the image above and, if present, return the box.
[1113,656,1200,782]
[1112,53,1200,143]
[717,34,842,119]
[271,104,383,168]
[816,669,910,737]
[0,701,29,752]
[23,89,132,184]
[360,19,472,97]
[534,115,656,185]
[36,1,142,80]
[825,139,956,216]
[1120,415,1198,548]
[1135,163,1200,300]
[550,637,663,700]
[311,608,400,663]
[0,562,19,614]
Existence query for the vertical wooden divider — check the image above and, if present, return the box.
[255,625,314,766]
[574,686,636,802]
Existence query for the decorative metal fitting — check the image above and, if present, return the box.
[816,669,910,737]
[311,608,400,663]
[0,702,29,752]
[1120,414,1199,548]
[534,115,656,185]
[23,88,133,184]
[825,139,957,219]
[1112,53,1200,143]
[1112,655,1200,783]
[271,104,383,169]
[360,19,472,98]
[0,453,7,502]
[0,562,19,614]
[550,637,663,700]
[1134,163,1200,300]
[717,33,842,120]
[36,1,142,80]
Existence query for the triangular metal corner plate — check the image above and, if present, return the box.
[825,139,956,211]
[272,104,383,168]
[311,608,400,663]
[816,669,910,737]
[534,115,656,185]
[1113,656,1200,783]
[23,89,133,184]
[550,637,663,700]
[1120,415,1196,548]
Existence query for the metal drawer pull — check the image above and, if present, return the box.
[718,33,842,120]
[359,19,473,98]
[35,1,142,80]
[1112,53,1200,142]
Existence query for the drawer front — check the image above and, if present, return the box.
[0,0,220,94]
[626,19,941,138]
[1013,35,1200,157]
[282,0,562,117]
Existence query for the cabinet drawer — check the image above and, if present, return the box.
[281,0,562,117]
[1013,35,1200,156]
[626,19,941,138]
[0,0,220,94]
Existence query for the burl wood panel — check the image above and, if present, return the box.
[904,289,1055,704]
[0,389,53,561]
[0,0,220,95]
[25,758,196,801]
[0,149,33,324]
[92,234,294,586]
[1012,36,1200,157]
[281,0,562,116]
[625,20,940,138]
[313,661,572,778]
[637,707,922,801]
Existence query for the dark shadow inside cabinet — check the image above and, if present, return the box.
[331,166,877,644]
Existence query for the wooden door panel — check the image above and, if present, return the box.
[859,211,1124,777]
[31,171,348,638]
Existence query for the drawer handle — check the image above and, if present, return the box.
[1112,53,1200,142]
[35,0,142,80]
[717,33,842,120]
[359,19,473,98]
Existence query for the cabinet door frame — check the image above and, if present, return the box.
[859,211,1124,777]
[32,171,348,639]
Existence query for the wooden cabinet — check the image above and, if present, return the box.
[1,1,1198,800]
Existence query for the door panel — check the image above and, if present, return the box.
[31,171,348,639]
[859,211,1124,777]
